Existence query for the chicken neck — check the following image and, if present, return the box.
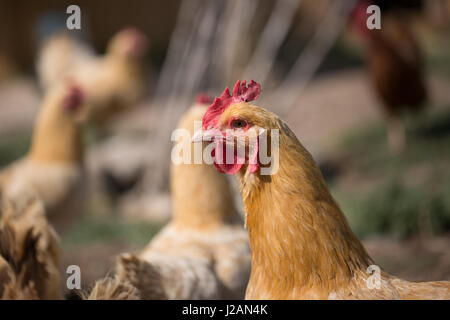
[29,93,83,164]
[239,120,372,299]
[171,147,241,230]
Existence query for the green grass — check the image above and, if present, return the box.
[337,178,450,239]
[330,108,450,239]
[0,131,31,167]
[424,29,450,78]
[338,111,450,173]
[61,215,163,249]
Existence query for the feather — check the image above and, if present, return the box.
[0,193,62,300]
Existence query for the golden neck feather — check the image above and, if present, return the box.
[239,118,372,297]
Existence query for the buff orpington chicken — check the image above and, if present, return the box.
[193,80,450,300]
[116,95,251,300]
[0,83,88,233]
[37,27,149,125]
[0,193,62,300]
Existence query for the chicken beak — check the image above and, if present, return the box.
[192,128,219,142]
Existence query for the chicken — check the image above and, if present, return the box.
[0,83,88,233]
[0,192,62,300]
[116,95,251,299]
[350,1,427,152]
[193,80,450,300]
[37,27,149,125]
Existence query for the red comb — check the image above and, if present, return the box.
[195,93,213,105]
[63,84,84,112]
[202,80,261,129]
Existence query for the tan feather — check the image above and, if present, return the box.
[0,193,62,300]
[79,276,140,300]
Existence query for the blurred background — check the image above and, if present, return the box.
[0,0,449,287]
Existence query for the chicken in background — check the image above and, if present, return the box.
[0,83,88,233]
[0,193,62,300]
[350,1,427,153]
[116,95,251,299]
[37,27,149,125]
[193,80,450,299]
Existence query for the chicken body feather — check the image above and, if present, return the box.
[0,160,85,232]
[76,276,140,300]
[0,193,62,300]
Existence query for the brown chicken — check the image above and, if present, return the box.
[37,27,149,124]
[0,192,62,300]
[351,1,427,152]
[116,96,251,299]
[193,80,450,299]
[0,83,88,233]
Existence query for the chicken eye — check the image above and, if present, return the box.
[231,119,247,129]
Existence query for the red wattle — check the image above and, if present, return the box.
[210,136,261,175]
[211,142,243,175]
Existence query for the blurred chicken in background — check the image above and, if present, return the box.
[0,52,17,83]
[350,0,427,153]
[37,27,149,125]
[0,83,88,233]
[0,193,62,300]
[116,95,251,299]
